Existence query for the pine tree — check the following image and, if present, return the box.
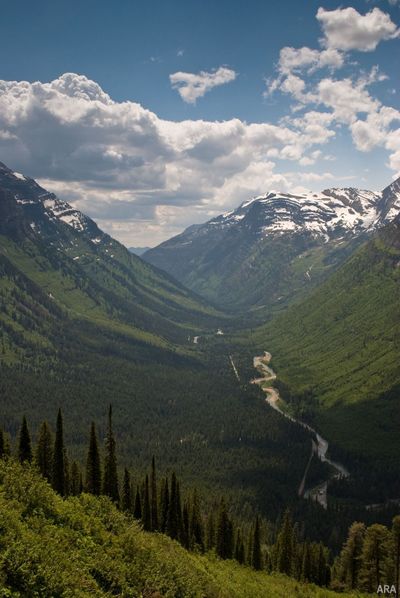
[85,422,102,495]
[133,485,142,519]
[52,409,66,496]
[276,509,294,575]
[166,472,179,540]
[190,490,204,552]
[335,521,365,589]
[359,524,390,593]
[142,474,151,531]
[206,512,215,551]
[160,477,169,533]
[35,421,53,481]
[150,456,158,531]
[251,516,262,570]
[121,468,132,512]
[18,415,32,463]
[301,541,312,582]
[181,503,190,549]
[216,498,233,560]
[102,405,119,502]
[70,461,82,495]
[63,447,70,496]
[234,529,245,564]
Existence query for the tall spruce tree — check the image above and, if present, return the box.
[121,468,132,512]
[335,521,366,589]
[160,477,169,533]
[276,509,294,575]
[102,405,119,502]
[52,409,66,496]
[18,416,32,463]
[35,421,53,481]
[190,490,204,552]
[166,472,180,540]
[359,524,390,593]
[251,516,262,570]
[142,474,151,531]
[216,498,233,560]
[133,485,142,519]
[85,422,102,495]
[206,512,215,551]
[234,529,245,564]
[181,503,190,549]
[150,456,158,531]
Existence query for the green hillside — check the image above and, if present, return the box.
[253,217,400,482]
[0,459,367,598]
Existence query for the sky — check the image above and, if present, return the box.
[0,0,399,246]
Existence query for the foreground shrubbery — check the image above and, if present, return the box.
[0,459,369,597]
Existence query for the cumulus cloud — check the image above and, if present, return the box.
[169,66,237,104]
[0,73,339,244]
[317,6,399,51]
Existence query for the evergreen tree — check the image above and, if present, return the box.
[85,422,102,495]
[335,521,365,589]
[206,512,215,551]
[359,524,390,593]
[160,477,169,533]
[216,498,233,560]
[234,529,245,564]
[190,490,204,552]
[142,474,151,531]
[52,409,66,496]
[301,541,312,582]
[166,472,179,540]
[150,456,158,531]
[18,415,32,463]
[70,461,82,496]
[35,421,53,481]
[251,516,262,570]
[102,405,119,503]
[133,485,142,519]
[63,447,70,496]
[181,503,190,549]
[276,509,294,576]
[121,468,132,512]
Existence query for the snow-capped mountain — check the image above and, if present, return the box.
[0,161,106,245]
[191,184,400,242]
[144,179,400,310]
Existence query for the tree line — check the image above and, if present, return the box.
[1,409,399,592]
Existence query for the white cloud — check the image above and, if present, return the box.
[317,6,399,52]
[278,46,344,75]
[169,66,237,104]
[0,73,339,245]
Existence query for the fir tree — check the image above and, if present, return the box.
[206,512,215,551]
[133,485,142,519]
[121,468,132,512]
[216,498,233,560]
[63,447,70,496]
[52,409,66,496]
[234,529,245,564]
[335,521,365,589]
[166,472,179,540]
[190,490,204,552]
[181,503,190,549]
[150,456,158,531]
[35,421,53,481]
[276,509,294,576]
[301,541,312,582]
[18,415,32,463]
[70,461,82,496]
[142,474,151,531]
[160,477,169,533]
[85,422,102,495]
[102,405,119,502]
[359,524,390,593]
[251,516,262,570]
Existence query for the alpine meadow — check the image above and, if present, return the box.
[0,1,399,597]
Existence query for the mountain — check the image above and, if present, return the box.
[253,213,400,498]
[0,160,223,362]
[129,246,151,256]
[144,181,400,311]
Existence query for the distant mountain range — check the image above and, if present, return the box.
[144,180,400,311]
[129,246,152,256]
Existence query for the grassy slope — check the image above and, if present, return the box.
[253,219,400,463]
[0,460,367,598]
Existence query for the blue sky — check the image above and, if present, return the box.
[0,0,399,244]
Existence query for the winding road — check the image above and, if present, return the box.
[252,352,349,509]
